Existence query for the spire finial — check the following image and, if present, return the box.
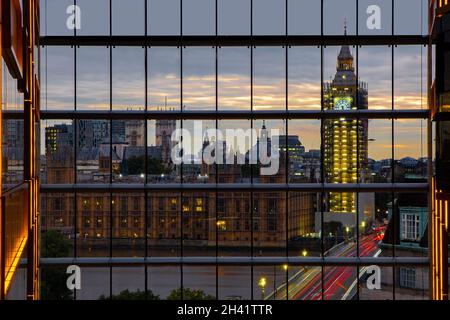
[344,18,347,36]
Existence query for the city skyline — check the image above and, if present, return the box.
[42,44,427,160]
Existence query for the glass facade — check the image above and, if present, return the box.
[1,0,40,299]
[14,0,445,301]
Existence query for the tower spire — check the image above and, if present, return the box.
[344,18,347,36]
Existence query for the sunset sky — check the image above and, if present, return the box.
[40,0,428,160]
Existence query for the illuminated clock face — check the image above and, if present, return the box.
[334,97,352,110]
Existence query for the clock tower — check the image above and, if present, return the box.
[323,32,369,213]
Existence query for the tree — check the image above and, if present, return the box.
[167,288,215,300]
[240,163,260,178]
[121,155,168,175]
[99,289,160,300]
[40,230,73,300]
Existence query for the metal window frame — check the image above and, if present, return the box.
[38,0,433,301]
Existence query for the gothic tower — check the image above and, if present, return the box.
[323,28,369,213]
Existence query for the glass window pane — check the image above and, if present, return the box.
[147,120,181,183]
[147,266,181,298]
[324,0,356,35]
[182,193,214,257]
[148,0,181,35]
[217,120,252,184]
[148,47,180,110]
[43,119,75,184]
[254,266,287,300]
[252,192,287,257]
[364,119,392,183]
[395,266,429,300]
[323,45,358,111]
[2,59,25,187]
[218,266,251,299]
[358,0,392,35]
[76,193,111,257]
[43,0,75,36]
[218,47,251,110]
[182,0,215,35]
[359,266,393,300]
[288,0,321,35]
[287,192,320,257]
[282,266,321,300]
[359,193,392,256]
[76,46,110,111]
[44,47,74,110]
[253,119,286,183]
[112,0,145,35]
[394,119,428,182]
[393,191,429,299]
[147,193,181,257]
[288,46,321,110]
[77,0,110,35]
[182,266,216,299]
[75,267,110,299]
[218,0,250,35]
[394,0,425,35]
[253,0,286,35]
[40,265,74,300]
[181,120,215,183]
[359,46,392,110]
[112,47,145,110]
[3,119,25,187]
[112,193,145,256]
[76,120,111,183]
[112,120,146,183]
[217,192,252,256]
[323,117,363,186]
[394,46,427,110]
[112,267,145,298]
[183,47,216,111]
[323,267,357,300]
[41,193,75,257]
[254,47,286,111]
[2,60,24,111]
[288,120,321,183]
[323,192,357,255]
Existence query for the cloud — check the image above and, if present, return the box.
[42,43,427,158]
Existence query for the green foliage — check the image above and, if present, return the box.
[240,163,260,178]
[99,289,160,300]
[121,155,168,175]
[41,230,72,258]
[98,288,214,300]
[166,288,215,300]
[40,230,73,300]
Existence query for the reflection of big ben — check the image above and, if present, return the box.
[323,32,369,213]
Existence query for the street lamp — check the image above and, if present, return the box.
[258,277,267,300]
[283,264,288,271]
[301,249,308,257]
